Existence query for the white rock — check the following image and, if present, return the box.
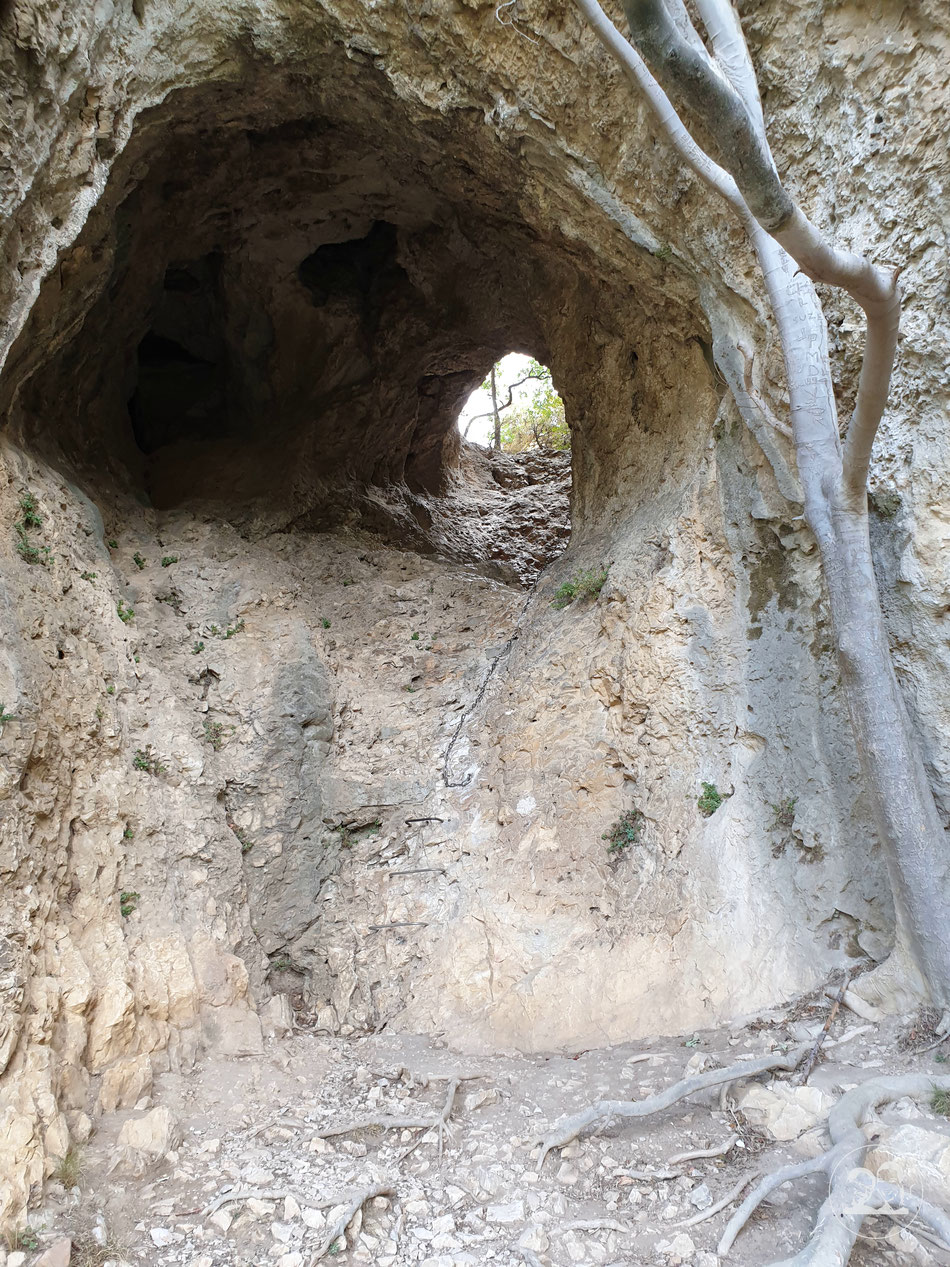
[688,1182,712,1209]
[209,1210,232,1232]
[149,1228,183,1247]
[734,1083,834,1141]
[485,1200,525,1224]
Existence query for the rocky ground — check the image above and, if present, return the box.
[7,1001,950,1267]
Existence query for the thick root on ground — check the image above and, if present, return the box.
[720,1073,950,1265]
[309,1183,396,1264]
[536,1044,807,1171]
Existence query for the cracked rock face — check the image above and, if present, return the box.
[0,0,949,1234]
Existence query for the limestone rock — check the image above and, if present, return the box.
[867,1123,950,1206]
[260,994,294,1039]
[34,1241,71,1267]
[734,1083,835,1142]
[97,1055,152,1114]
[111,1107,181,1175]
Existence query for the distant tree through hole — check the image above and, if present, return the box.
[457,353,569,453]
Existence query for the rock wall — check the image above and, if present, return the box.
[1,0,948,1234]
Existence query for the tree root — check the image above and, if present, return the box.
[718,1072,950,1263]
[309,1182,395,1264]
[669,1137,736,1164]
[314,1076,464,1158]
[535,1044,807,1170]
[676,1169,761,1229]
[201,1187,297,1217]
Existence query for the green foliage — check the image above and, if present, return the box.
[192,641,205,655]
[203,719,226,751]
[16,1227,40,1251]
[404,684,418,693]
[770,796,797,831]
[602,809,645,857]
[132,552,147,570]
[117,599,135,624]
[161,555,179,567]
[80,570,97,581]
[551,567,609,610]
[19,494,42,528]
[653,243,673,262]
[272,955,292,971]
[52,1146,83,1189]
[411,632,420,640]
[698,782,725,817]
[224,619,245,639]
[106,684,115,695]
[0,703,16,725]
[107,539,119,549]
[932,1087,950,1116]
[321,618,331,629]
[123,826,134,839]
[232,826,253,855]
[133,745,166,775]
[498,360,570,453]
[15,524,51,565]
[209,624,220,636]
[119,890,140,918]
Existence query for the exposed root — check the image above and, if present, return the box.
[309,1182,396,1263]
[314,1076,465,1159]
[676,1169,761,1229]
[669,1137,736,1164]
[766,1168,950,1267]
[718,1072,950,1263]
[536,1044,806,1171]
[201,1187,296,1217]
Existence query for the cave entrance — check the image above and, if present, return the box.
[458,353,569,456]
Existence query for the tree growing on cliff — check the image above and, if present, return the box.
[554,0,950,1259]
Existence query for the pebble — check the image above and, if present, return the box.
[149,1228,183,1247]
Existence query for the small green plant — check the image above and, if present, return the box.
[161,555,179,567]
[321,618,331,629]
[328,1239,342,1257]
[119,890,140,918]
[411,632,420,640]
[698,782,725,817]
[52,1146,83,1189]
[0,703,16,725]
[117,599,135,624]
[192,641,205,655]
[770,796,797,832]
[132,745,166,776]
[106,683,115,695]
[224,619,245,639]
[108,538,118,549]
[682,1035,703,1049]
[551,567,609,610]
[80,570,97,581]
[123,826,134,839]
[16,1226,40,1251]
[936,1053,948,1064]
[932,1087,950,1116]
[132,552,147,570]
[343,579,354,586]
[272,955,292,971]
[404,684,418,693]
[602,808,645,856]
[233,827,253,855]
[203,719,226,751]
[19,493,42,528]
[15,524,51,565]
[653,243,673,262]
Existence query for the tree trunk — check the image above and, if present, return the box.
[753,229,950,1012]
[573,0,950,1012]
[491,364,501,450]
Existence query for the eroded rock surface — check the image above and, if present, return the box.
[0,0,949,1238]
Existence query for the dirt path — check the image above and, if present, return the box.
[16,1007,950,1267]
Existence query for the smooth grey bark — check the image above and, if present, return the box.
[491,363,501,450]
[575,0,950,1011]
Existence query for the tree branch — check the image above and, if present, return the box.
[620,0,792,229]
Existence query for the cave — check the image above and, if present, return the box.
[4,0,940,1250]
